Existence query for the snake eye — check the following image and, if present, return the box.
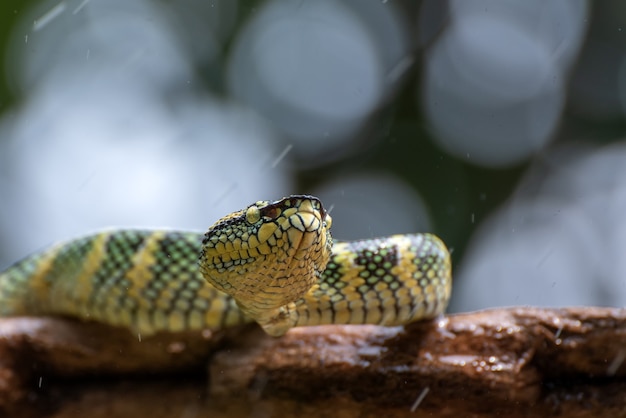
[245,206,261,224]
[324,214,332,229]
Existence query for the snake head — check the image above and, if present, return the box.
[199,195,333,324]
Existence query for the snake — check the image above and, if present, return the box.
[0,195,452,337]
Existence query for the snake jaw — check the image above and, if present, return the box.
[199,195,333,331]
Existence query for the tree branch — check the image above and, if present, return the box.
[0,307,625,417]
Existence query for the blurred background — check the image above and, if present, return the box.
[0,0,624,312]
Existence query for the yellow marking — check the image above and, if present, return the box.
[333,300,350,324]
[135,307,154,334]
[289,213,305,231]
[300,212,317,230]
[286,228,303,249]
[223,303,244,327]
[397,305,410,322]
[395,287,409,299]
[377,289,392,301]
[365,302,382,324]
[25,245,65,313]
[382,294,396,309]
[374,282,389,292]
[247,247,260,258]
[412,304,425,319]
[53,234,109,312]
[304,305,320,325]
[203,295,226,327]
[118,306,133,329]
[349,298,364,311]
[156,289,175,311]
[248,234,259,248]
[169,310,186,332]
[319,304,333,324]
[405,279,420,294]
[344,291,362,302]
[297,200,314,215]
[188,310,203,329]
[153,309,167,329]
[125,232,167,305]
[258,243,271,255]
[257,223,275,244]
[349,308,365,324]
[282,207,297,218]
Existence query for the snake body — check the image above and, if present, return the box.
[0,195,452,337]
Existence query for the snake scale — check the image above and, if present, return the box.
[0,195,452,337]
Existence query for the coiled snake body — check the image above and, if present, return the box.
[0,196,451,337]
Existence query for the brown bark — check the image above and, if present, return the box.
[0,307,625,417]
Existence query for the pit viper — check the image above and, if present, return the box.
[0,195,452,337]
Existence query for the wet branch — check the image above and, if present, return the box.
[0,307,625,417]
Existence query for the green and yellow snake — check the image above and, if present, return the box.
[0,195,452,337]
